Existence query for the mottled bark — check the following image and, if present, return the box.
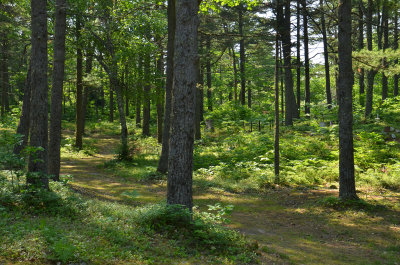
[338,0,357,200]
[48,0,67,181]
[27,0,49,189]
[158,0,175,174]
[167,0,198,210]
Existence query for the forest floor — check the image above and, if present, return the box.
[60,131,400,265]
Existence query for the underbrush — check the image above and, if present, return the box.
[0,179,258,264]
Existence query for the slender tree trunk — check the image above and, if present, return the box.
[200,65,204,121]
[82,51,93,134]
[274,30,280,179]
[365,0,376,118]
[302,0,310,117]
[142,51,151,136]
[239,4,246,106]
[109,86,114,122]
[338,0,357,200]
[136,58,142,127]
[14,63,31,155]
[296,1,301,114]
[320,0,332,108]
[167,0,199,211]
[381,0,388,100]
[230,46,238,103]
[279,42,284,118]
[158,0,175,174]
[357,0,365,106]
[206,38,212,111]
[48,0,67,181]
[156,43,164,144]
[1,34,10,116]
[75,16,84,149]
[27,0,49,189]
[394,10,399,97]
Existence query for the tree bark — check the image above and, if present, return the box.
[142,51,151,136]
[48,0,67,181]
[338,0,357,200]
[167,0,198,211]
[239,4,246,106]
[206,38,212,111]
[394,9,399,97]
[320,0,332,108]
[381,0,388,101]
[158,0,175,174]
[230,46,238,103]
[357,0,365,106]
[27,0,49,189]
[14,63,31,156]
[274,28,280,179]
[156,43,164,144]
[365,0,376,118]
[75,16,84,149]
[296,1,301,114]
[109,87,114,122]
[302,0,310,117]
[82,50,93,134]
[136,57,142,127]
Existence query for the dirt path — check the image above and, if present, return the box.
[60,134,400,265]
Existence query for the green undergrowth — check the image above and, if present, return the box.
[0,179,258,264]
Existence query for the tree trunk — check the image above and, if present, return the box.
[167,0,198,211]
[302,0,310,117]
[206,38,212,111]
[156,43,164,144]
[230,46,238,103]
[239,4,246,106]
[321,0,332,108]
[136,57,142,127]
[27,0,49,189]
[338,0,357,200]
[142,52,151,136]
[394,9,399,97]
[357,0,365,106]
[296,1,301,114]
[274,27,280,179]
[14,63,31,156]
[125,66,129,117]
[48,0,67,181]
[82,50,93,134]
[381,0,388,101]
[75,16,84,149]
[195,61,202,140]
[158,0,175,174]
[109,87,114,122]
[365,0,376,118]
[1,34,10,116]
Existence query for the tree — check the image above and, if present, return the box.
[75,15,84,150]
[364,0,375,118]
[302,0,310,117]
[338,0,357,200]
[167,0,199,210]
[27,0,49,189]
[48,0,67,181]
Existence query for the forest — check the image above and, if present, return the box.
[0,0,400,264]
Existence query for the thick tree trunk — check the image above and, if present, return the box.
[365,0,375,118]
[239,4,246,106]
[14,63,31,156]
[357,0,365,106]
[302,0,310,117]
[142,52,151,136]
[167,0,198,211]
[206,38,212,111]
[48,0,67,181]
[158,0,175,174]
[27,0,49,189]
[338,0,357,200]
[75,16,84,149]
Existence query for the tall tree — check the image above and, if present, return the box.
[320,0,332,108]
[365,0,375,118]
[1,33,10,116]
[142,51,151,136]
[302,0,310,117]
[394,8,399,97]
[274,26,280,179]
[296,0,301,114]
[338,0,357,200]
[167,0,199,210]
[381,0,388,100]
[239,4,246,106]
[49,0,67,181]
[27,0,49,189]
[75,16,84,149]
[158,0,175,174]
[206,38,213,111]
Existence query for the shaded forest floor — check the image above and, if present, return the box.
[58,129,400,265]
